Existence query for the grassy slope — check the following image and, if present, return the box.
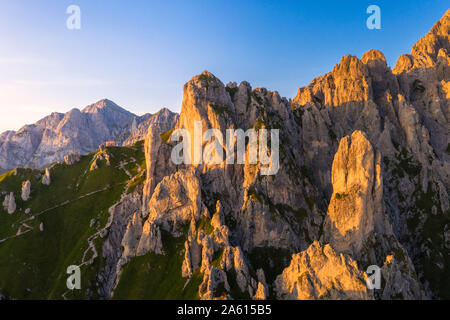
[0,142,146,299]
[113,229,203,300]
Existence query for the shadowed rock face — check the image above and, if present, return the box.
[0,99,178,173]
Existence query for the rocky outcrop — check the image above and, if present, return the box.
[103,11,449,299]
[90,150,111,171]
[135,221,163,256]
[2,192,16,214]
[119,49,443,298]
[295,55,372,108]
[21,180,31,201]
[42,168,51,185]
[121,212,143,260]
[253,281,268,300]
[182,235,202,277]
[98,189,144,299]
[324,131,386,256]
[379,254,424,300]
[256,269,269,295]
[273,130,426,300]
[199,267,230,300]
[64,153,81,166]
[274,241,370,300]
[287,9,449,299]
[140,167,204,254]
[324,131,425,299]
[393,9,449,73]
[123,70,326,300]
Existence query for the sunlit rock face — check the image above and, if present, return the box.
[295,54,372,108]
[394,9,449,73]
[273,130,425,300]
[322,131,425,299]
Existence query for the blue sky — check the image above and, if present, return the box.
[0,0,448,132]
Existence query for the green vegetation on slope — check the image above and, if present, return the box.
[0,142,146,299]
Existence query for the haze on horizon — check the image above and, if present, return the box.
[0,0,448,133]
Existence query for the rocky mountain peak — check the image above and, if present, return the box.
[180,71,233,118]
[82,99,136,117]
[154,107,171,116]
[325,130,384,255]
[294,54,372,107]
[175,70,235,159]
[394,9,449,73]
[430,9,450,37]
[274,241,371,300]
[333,54,367,77]
[361,49,387,64]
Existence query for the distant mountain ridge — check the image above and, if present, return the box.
[0,10,448,301]
[0,99,178,173]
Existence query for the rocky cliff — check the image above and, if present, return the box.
[112,10,448,300]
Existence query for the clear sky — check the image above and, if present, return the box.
[0,0,448,133]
